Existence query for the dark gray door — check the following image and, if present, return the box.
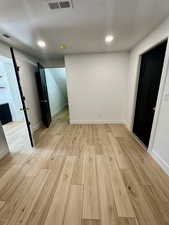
[36,63,51,128]
[133,40,167,147]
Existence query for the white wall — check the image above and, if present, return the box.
[65,53,129,124]
[0,57,24,121]
[0,61,18,121]
[128,15,169,175]
[5,61,24,121]
[152,67,169,175]
[45,68,68,117]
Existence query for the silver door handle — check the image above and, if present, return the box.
[20,107,30,111]
[41,100,48,103]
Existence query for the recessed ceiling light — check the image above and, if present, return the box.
[37,40,46,48]
[105,35,114,43]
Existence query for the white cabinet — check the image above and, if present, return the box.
[0,122,9,159]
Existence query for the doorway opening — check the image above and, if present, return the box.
[45,67,69,124]
[133,40,167,147]
[35,65,68,131]
[0,55,32,153]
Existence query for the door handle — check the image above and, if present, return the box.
[20,107,30,111]
[41,100,48,103]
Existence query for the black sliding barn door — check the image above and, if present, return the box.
[35,63,51,128]
[133,40,167,147]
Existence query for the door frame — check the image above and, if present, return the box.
[10,47,34,147]
[131,38,169,153]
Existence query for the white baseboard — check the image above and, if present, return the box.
[150,151,169,176]
[70,120,123,124]
[0,150,8,160]
[120,126,169,177]
[129,130,147,151]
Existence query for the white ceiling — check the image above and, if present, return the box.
[0,0,169,60]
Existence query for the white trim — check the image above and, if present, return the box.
[70,120,124,124]
[129,55,142,131]
[129,130,147,152]
[129,38,169,154]
[150,151,169,176]
[148,38,169,153]
[0,150,8,160]
[126,125,169,176]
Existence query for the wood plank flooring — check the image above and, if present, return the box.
[0,109,169,225]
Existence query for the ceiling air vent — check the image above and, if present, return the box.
[59,1,71,8]
[48,0,73,10]
[48,2,59,9]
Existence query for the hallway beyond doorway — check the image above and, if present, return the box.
[34,107,69,145]
[45,68,68,119]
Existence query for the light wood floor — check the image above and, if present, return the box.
[0,109,169,225]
